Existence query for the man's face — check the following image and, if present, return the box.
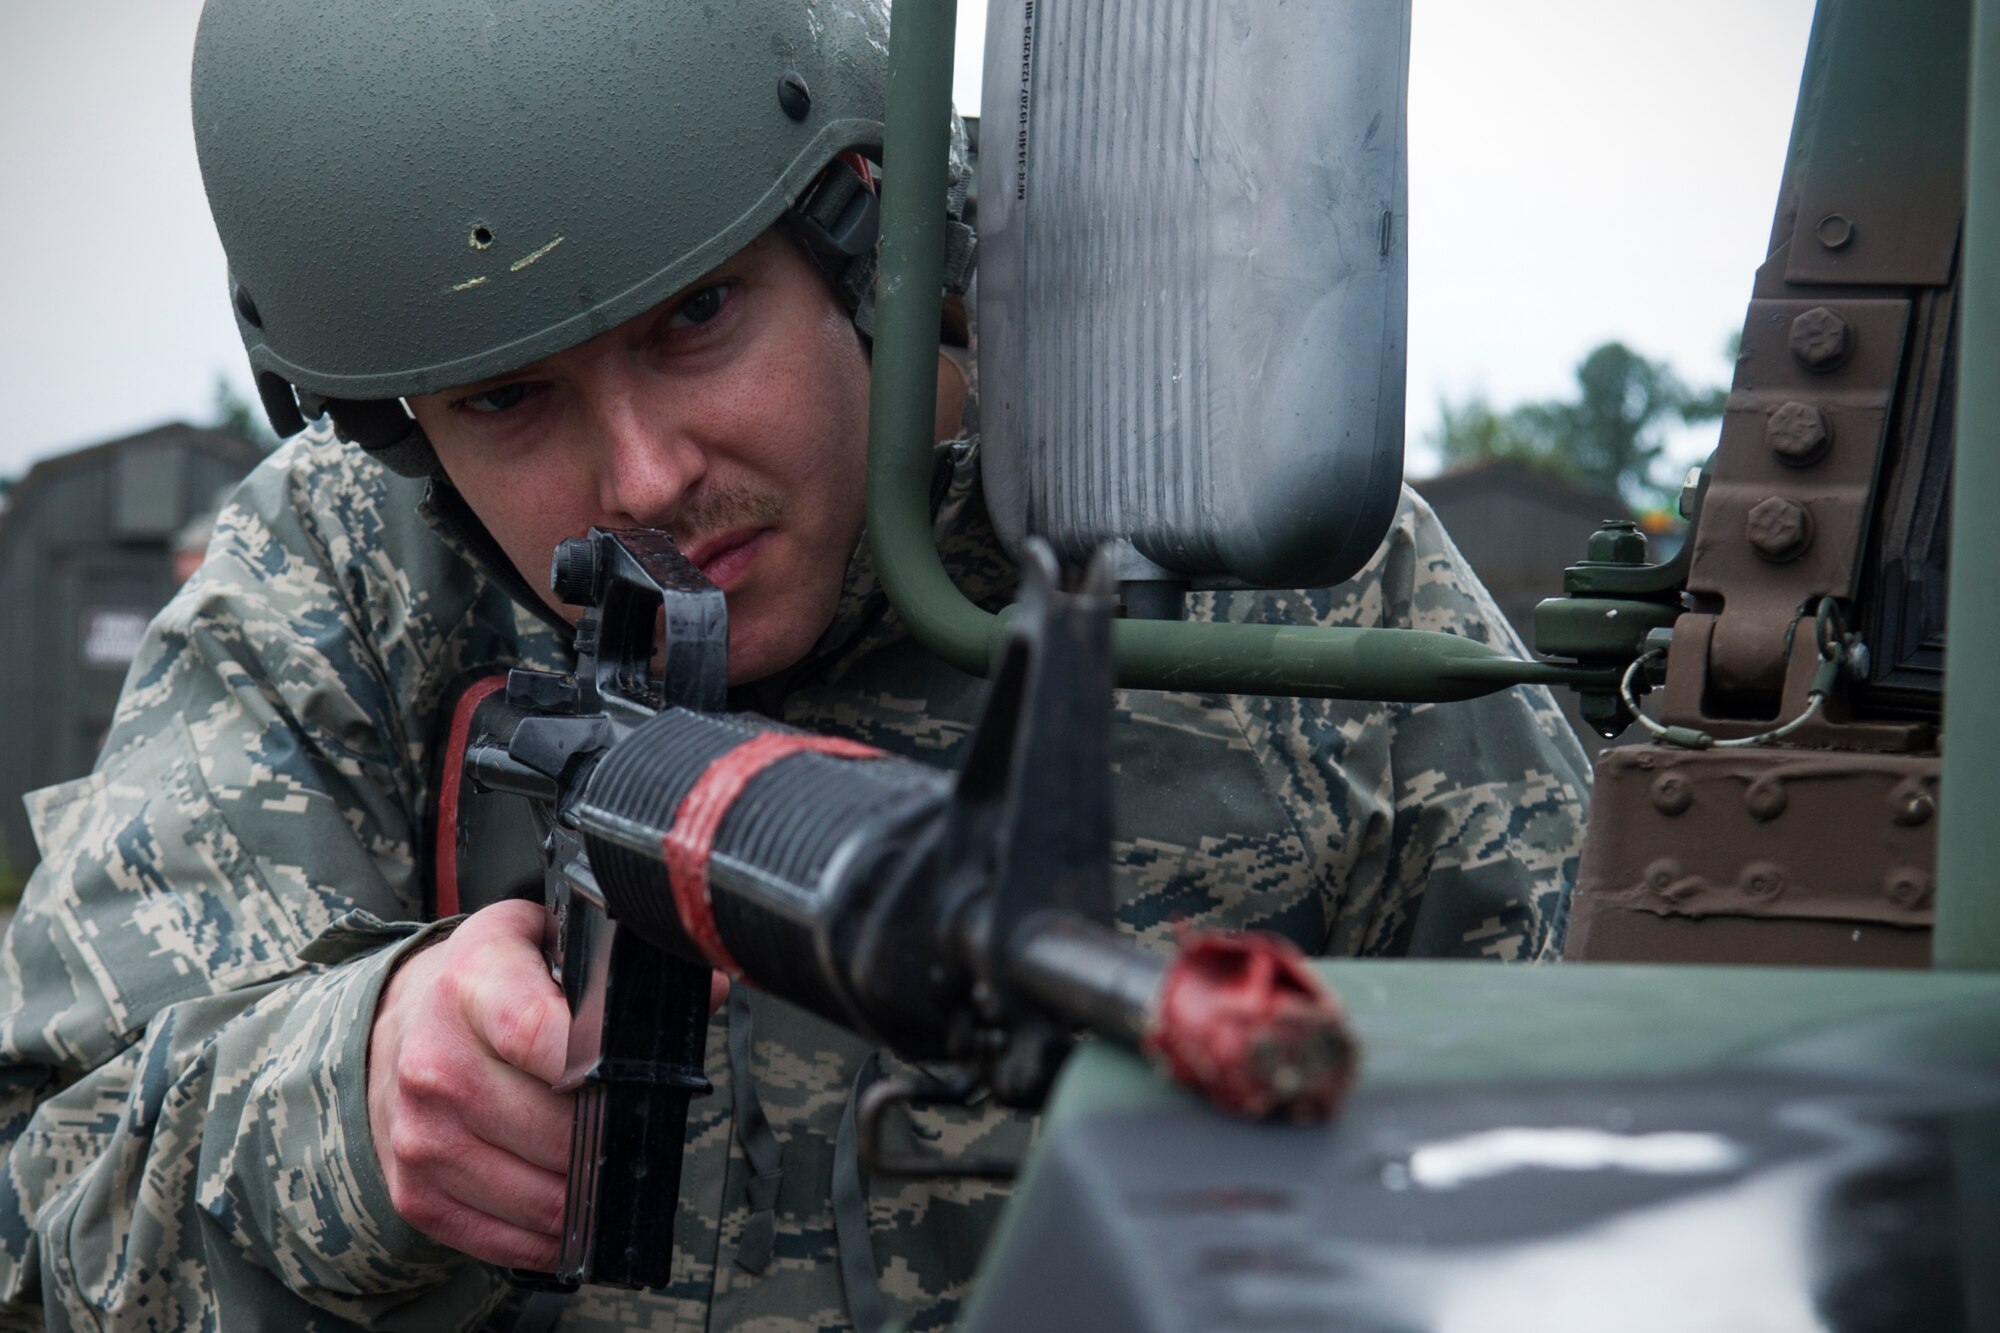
[409,232,872,685]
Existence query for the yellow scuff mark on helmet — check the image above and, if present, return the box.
[509,236,566,272]
[452,275,491,292]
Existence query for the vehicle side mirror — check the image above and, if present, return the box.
[976,0,1410,612]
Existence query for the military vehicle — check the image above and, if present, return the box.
[844,0,1997,1326]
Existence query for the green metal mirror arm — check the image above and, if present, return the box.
[865,0,1618,703]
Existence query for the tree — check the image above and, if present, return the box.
[1432,394,1542,467]
[210,374,280,452]
[1431,340,1726,506]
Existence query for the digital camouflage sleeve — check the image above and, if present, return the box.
[0,429,1588,1332]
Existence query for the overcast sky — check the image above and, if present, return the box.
[3,1,1813,479]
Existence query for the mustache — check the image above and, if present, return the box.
[668,483,786,553]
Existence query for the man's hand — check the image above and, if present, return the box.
[367,900,573,1271]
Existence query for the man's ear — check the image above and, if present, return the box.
[935,349,970,445]
[941,293,969,348]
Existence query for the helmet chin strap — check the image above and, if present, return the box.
[290,391,444,480]
[786,144,976,342]
[785,153,886,337]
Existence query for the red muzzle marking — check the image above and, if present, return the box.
[662,732,884,977]
[433,673,509,919]
[1142,929,1358,1123]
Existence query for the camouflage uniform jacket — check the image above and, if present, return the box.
[0,425,1589,1332]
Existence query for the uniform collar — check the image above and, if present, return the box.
[417,480,577,641]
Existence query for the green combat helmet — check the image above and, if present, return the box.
[192,0,905,477]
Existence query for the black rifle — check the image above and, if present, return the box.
[434,528,1353,1290]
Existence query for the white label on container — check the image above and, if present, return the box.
[83,610,150,667]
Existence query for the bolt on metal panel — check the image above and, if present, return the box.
[1783,0,1970,287]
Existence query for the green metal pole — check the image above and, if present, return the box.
[864,2,1616,703]
[867,0,986,672]
[1935,0,2000,970]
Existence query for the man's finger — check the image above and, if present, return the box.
[459,938,570,1085]
[464,897,554,946]
[381,1119,566,1269]
[416,1199,563,1274]
[431,1144,569,1240]
[460,1065,576,1175]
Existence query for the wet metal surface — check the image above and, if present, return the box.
[968,1069,1997,1332]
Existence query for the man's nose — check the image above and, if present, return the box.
[588,379,705,527]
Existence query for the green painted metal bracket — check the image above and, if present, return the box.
[1937,0,2000,971]
[864,0,1619,703]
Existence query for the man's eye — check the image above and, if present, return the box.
[461,382,537,414]
[669,284,730,328]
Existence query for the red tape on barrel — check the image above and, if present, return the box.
[433,673,509,919]
[663,732,883,977]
